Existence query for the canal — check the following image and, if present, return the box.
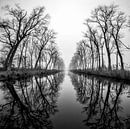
[0,71,130,129]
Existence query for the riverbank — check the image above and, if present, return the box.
[70,69,130,82]
[0,69,62,81]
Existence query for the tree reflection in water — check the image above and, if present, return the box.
[0,72,64,129]
[70,73,130,129]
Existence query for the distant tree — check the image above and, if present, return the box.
[127,17,130,28]
[17,35,29,68]
[34,29,56,68]
[45,44,57,69]
[84,21,103,69]
[28,38,36,69]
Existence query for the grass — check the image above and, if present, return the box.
[0,68,62,81]
[70,69,130,82]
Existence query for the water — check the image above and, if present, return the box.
[51,72,86,129]
[0,71,130,129]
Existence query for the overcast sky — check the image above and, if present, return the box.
[0,0,130,68]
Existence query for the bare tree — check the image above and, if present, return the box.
[34,29,56,68]
[45,44,58,69]
[0,5,49,70]
[109,12,126,70]
[87,5,117,70]
[84,21,103,69]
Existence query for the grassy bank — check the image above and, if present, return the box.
[70,69,130,82]
[0,69,62,81]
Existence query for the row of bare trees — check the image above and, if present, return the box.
[0,5,64,71]
[69,4,130,71]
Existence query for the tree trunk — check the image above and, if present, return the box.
[107,50,111,70]
[35,48,42,68]
[90,42,94,70]
[101,46,104,68]
[45,56,52,70]
[116,52,118,70]
[18,43,26,69]
[104,38,111,70]
[4,48,14,70]
[24,42,28,68]
[5,43,20,70]
[115,41,124,70]
[97,47,101,69]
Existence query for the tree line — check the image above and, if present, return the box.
[69,4,130,71]
[0,5,64,71]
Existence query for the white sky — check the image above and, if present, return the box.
[0,0,130,69]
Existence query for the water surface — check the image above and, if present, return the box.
[0,71,130,129]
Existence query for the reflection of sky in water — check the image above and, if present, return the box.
[0,73,130,129]
[121,94,130,117]
[68,73,130,129]
[0,90,5,104]
[51,73,86,129]
[101,83,130,118]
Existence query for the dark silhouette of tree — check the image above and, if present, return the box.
[70,4,128,71]
[34,28,56,68]
[0,5,49,70]
[0,5,65,71]
[109,11,126,70]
